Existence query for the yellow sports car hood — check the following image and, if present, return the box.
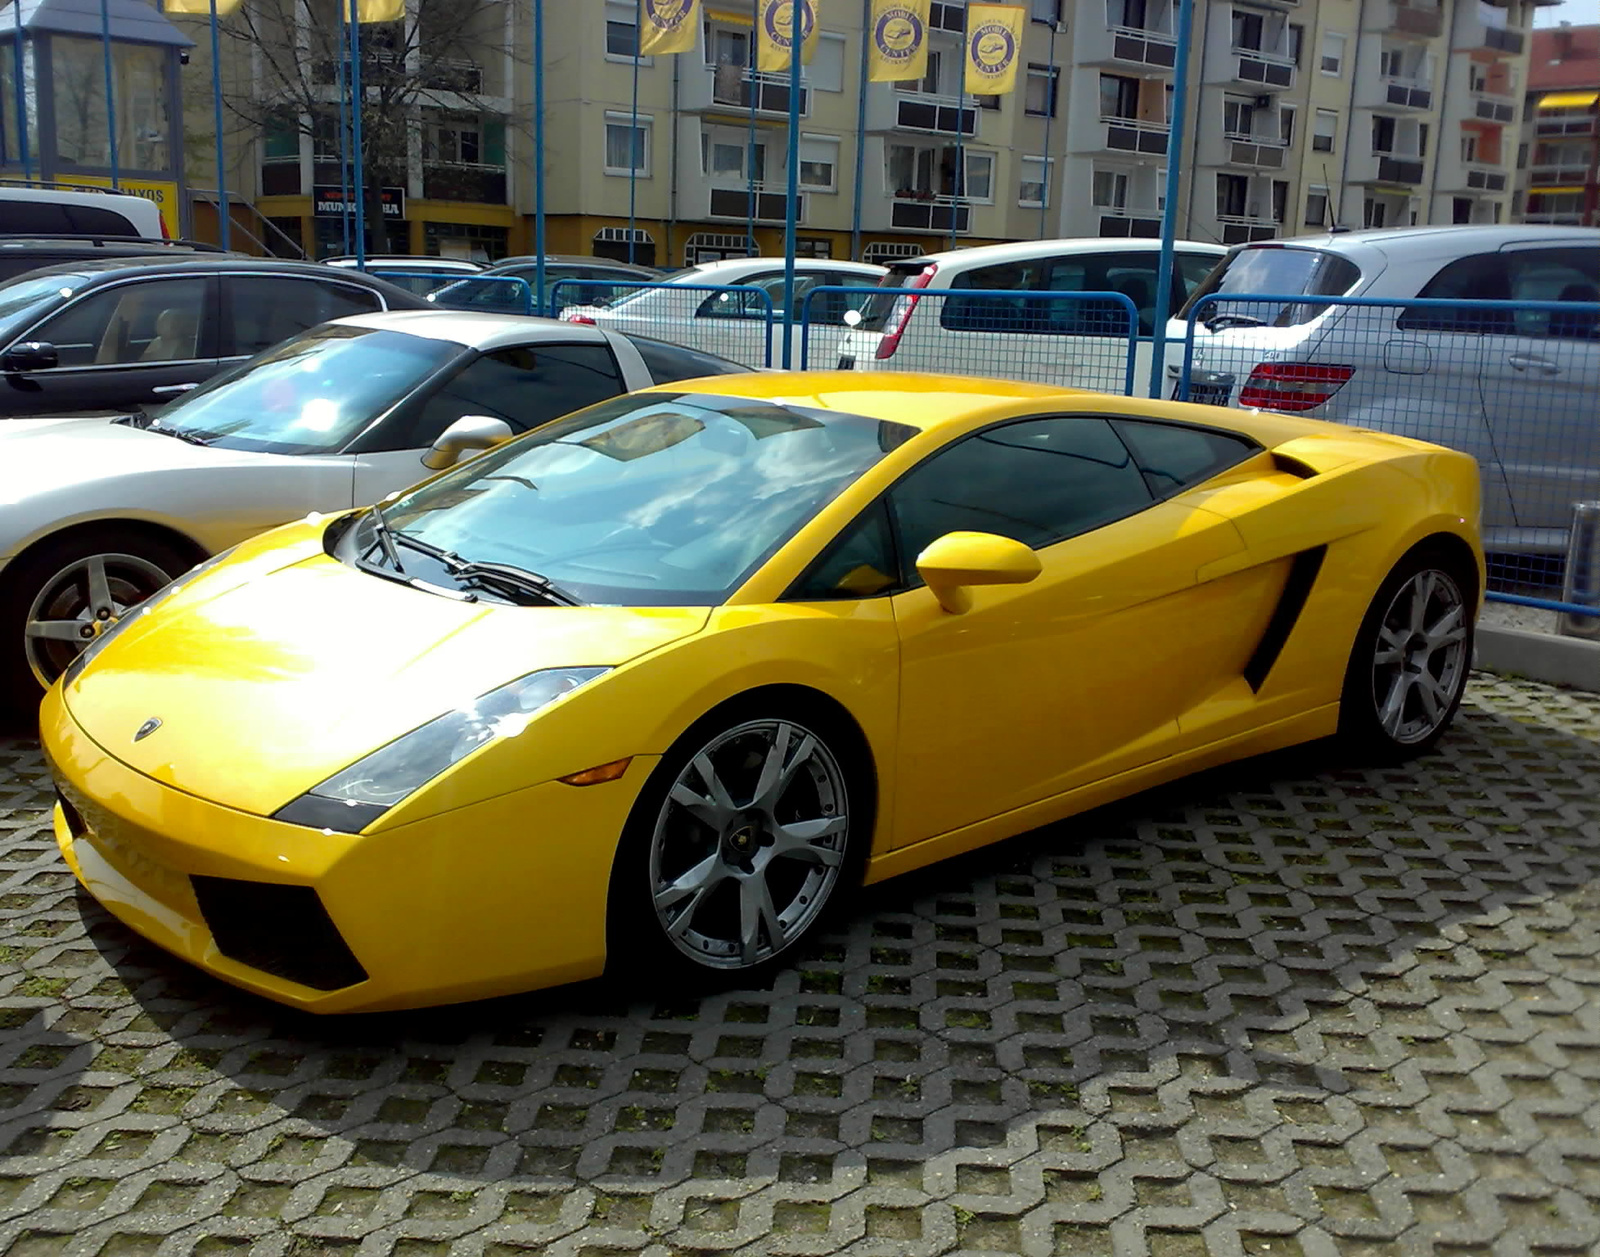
[64,551,708,815]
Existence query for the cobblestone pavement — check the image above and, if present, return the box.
[0,675,1597,1257]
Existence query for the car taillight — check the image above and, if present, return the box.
[874,264,937,360]
[1238,362,1355,413]
[564,314,596,325]
[161,217,171,239]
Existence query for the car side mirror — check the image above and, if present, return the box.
[422,414,515,470]
[1,342,59,373]
[916,531,1042,615]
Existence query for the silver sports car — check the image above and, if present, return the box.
[0,311,749,702]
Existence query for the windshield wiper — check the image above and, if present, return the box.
[447,559,584,607]
[1204,312,1268,331]
[145,420,214,446]
[366,503,406,574]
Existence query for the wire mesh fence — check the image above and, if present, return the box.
[1173,293,1600,616]
[546,279,779,368]
[797,285,1142,395]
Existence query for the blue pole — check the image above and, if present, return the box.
[346,0,365,266]
[533,0,545,313]
[746,5,757,256]
[336,39,350,254]
[780,0,801,367]
[1148,0,1194,399]
[849,0,868,261]
[950,82,962,251]
[209,0,229,250]
[1038,22,1055,240]
[11,1,29,179]
[627,0,640,265]
[100,0,119,189]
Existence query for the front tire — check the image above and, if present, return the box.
[1339,546,1474,762]
[0,531,190,708]
[607,701,870,988]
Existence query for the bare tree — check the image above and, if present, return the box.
[218,0,523,250]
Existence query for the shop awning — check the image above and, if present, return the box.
[1538,91,1600,111]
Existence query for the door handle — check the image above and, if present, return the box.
[1507,354,1560,375]
[151,383,200,395]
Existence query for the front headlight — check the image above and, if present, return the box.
[60,546,239,690]
[271,666,609,833]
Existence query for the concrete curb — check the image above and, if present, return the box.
[1476,625,1600,693]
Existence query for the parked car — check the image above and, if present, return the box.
[41,370,1482,1011]
[0,256,428,417]
[0,184,167,239]
[835,238,1227,396]
[562,257,886,367]
[431,255,664,316]
[0,310,751,699]
[0,236,227,285]
[325,254,487,296]
[1169,225,1600,553]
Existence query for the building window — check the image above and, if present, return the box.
[1217,172,1249,218]
[263,114,300,162]
[1099,73,1141,120]
[1305,184,1329,228]
[1231,9,1265,52]
[1019,156,1053,206]
[1224,97,1256,139]
[1320,32,1346,75]
[1288,23,1304,65]
[1031,0,1062,21]
[1461,134,1478,163]
[604,1,653,62]
[1092,168,1128,208]
[1312,109,1337,153]
[1418,123,1429,158]
[964,152,995,201]
[897,48,942,95]
[1372,115,1395,153]
[799,134,839,191]
[1025,64,1059,117]
[604,114,650,176]
[1517,141,1528,169]
[1279,104,1295,146]
[796,237,832,258]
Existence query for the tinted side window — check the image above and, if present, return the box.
[67,204,142,235]
[223,276,383,357]
[1111,419,1258,497]
[889,417,1153,568]
[1397,254,1514,334]
[624,335,750,383]
[697,271,781,319]
[1506,247,1599,341]
[406,342,625,445]
[0,200,139,235]
[787,499,899,601]
[34,277,210,367]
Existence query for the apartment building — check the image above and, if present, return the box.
[1513,22,1599,227]
[167,0,1547,265]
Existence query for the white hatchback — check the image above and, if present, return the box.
[834,238,1226,396]
[561,257,885,367]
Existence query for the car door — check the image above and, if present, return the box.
[349,340,630,504]
[219,274,386,369]
[881,414,1253,850]
[1477,244,1600,538]
[1,275,219,417]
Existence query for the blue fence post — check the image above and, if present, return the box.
[1147,0,1195,399]
[209,0,229,251]
[99,0,119,189]
[11,0,29,179]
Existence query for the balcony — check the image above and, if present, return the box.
[887,192,971,234]
[1358,152,1426,184]
[1372,0,1444,37]
[1097,210,1163,237]
[1523,211,1586,225]
[1461,164,1508,192]
[1228,47,1296,90]
[418,59,485,95]
[1471,89,1516,124]
[422,162,506,204]
[1529,164,1595,186]
[1075,20,1178,70]
[1216,213,1279,244]
[1381,76,1433,111]
[869,89,978,137]
[683,64,809,117]
[706,184,801,224]
[1536,116,1597,138]
[1098,116,1171,157]
[1201,125,1288,169]
[1453,7,1525,56]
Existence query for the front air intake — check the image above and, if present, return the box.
[190,876,368,991]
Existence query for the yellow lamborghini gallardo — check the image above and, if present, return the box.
[43,373,1482,1012]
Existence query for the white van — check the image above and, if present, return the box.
[0,184,166,239]
[834,238,1226,396]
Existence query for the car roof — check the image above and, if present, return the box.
[896,237,1231,269]
[324,254,486,270]
[1282,224,1600,251]
[330,308,618,351]
[492,255,661,273]
[7,254,417,284]
[686,257,885,275]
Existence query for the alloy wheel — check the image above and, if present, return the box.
[24,553,173,687]
[649,718,849,969]
[1369,568,1469,746]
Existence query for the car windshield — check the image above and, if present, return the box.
[1179,246,1361,327]
[154,325,463,455]
[0,271,94,343]
[378,392,911,605]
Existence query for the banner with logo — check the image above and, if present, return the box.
[640,0,700,55]
[867,0,930,83]
[756,0,820,72]
[964,2,1024,96]
[341,0,404,22]
[163,0,243,14]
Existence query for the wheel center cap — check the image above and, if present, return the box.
[728,825,758,854]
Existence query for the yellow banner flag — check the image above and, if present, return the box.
[640,0,700,56]
[161,0,244,14]
[756,0,820,72]
[868,0,930,83]
[340,0,404,23]
[964,3,1024,96]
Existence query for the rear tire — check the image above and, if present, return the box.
[605,696,872,992]
[1338,545,1475,763]
[0,530,191,712]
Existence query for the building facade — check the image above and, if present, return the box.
[1513,22,1599,227]
[167,0,1552,266]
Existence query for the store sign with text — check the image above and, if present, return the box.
[313,186,406,219]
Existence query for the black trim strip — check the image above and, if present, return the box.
[1243,546,1327,692]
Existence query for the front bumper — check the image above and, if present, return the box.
[43,685,656,1013]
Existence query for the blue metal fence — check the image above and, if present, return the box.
[797,285,1142,397]
[543,279,779,368]
[1173,292,1600,617]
